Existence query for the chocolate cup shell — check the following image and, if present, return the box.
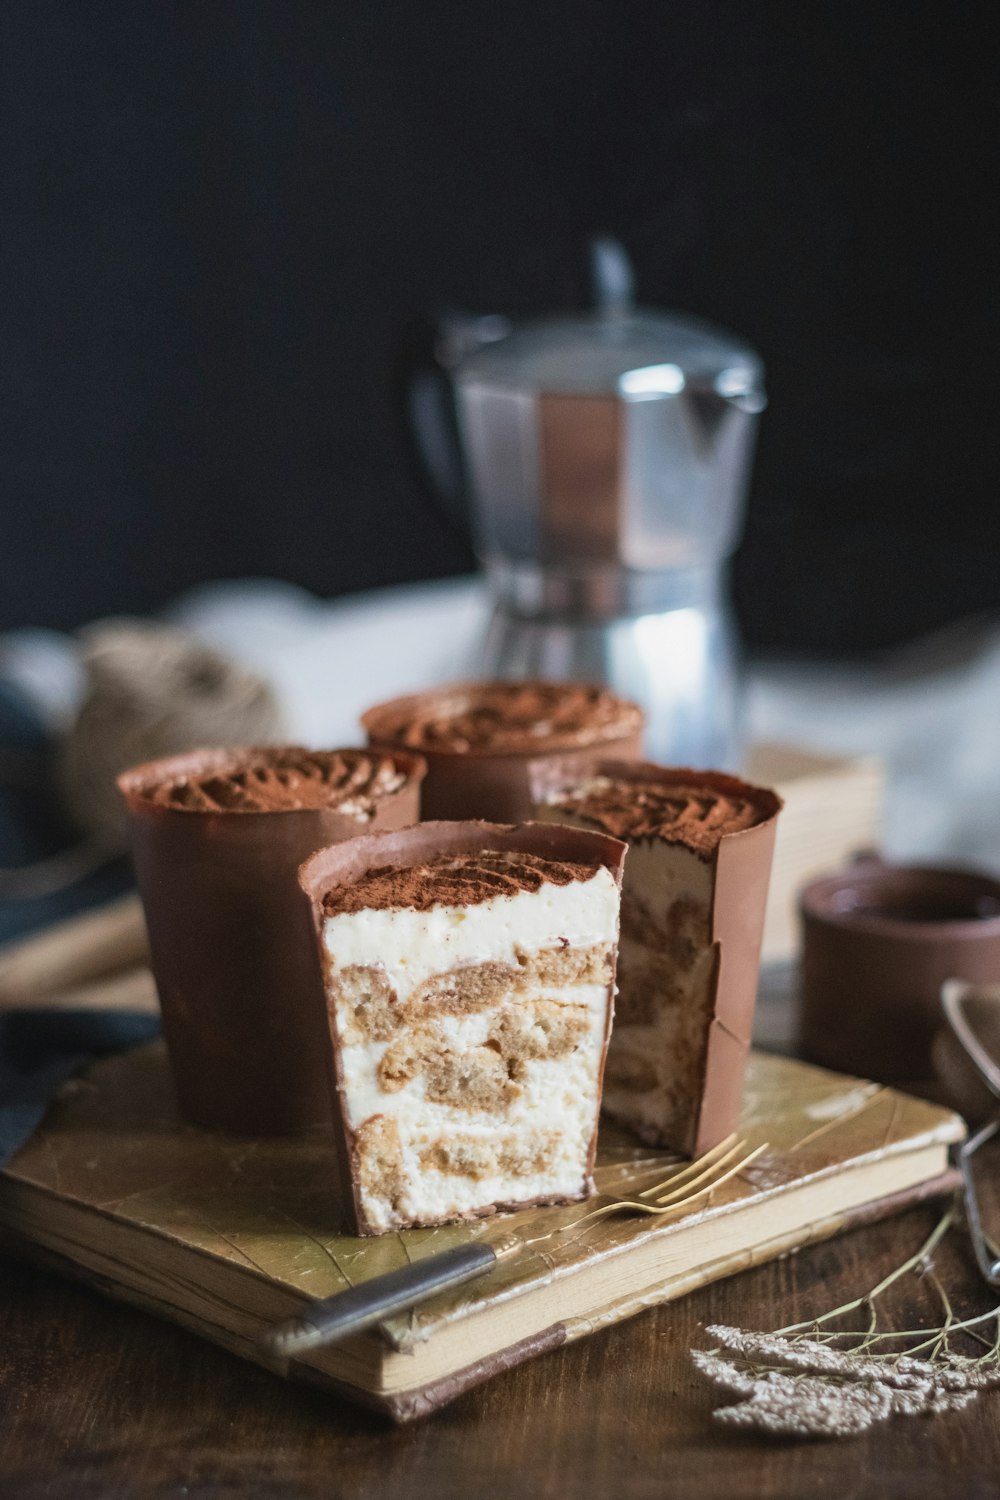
[299,819,627,1236]
[800,863,1000,1085]
[118,746,426,1135]
[697,789,780,1156]
[532,759,782,1157]
[362,683,645,822]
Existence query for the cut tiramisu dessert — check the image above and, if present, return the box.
[299,821,626,1234]
[361,679,644,822]
[534,762,782,1157]
[118,745,426,1135]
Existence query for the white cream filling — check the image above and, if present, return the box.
[615,836,713,915]
[322,868,619,1228]
[323,867,619,991]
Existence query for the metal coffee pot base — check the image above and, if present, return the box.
[480,600,743,772]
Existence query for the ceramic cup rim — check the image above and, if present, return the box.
[800,861,1000,940]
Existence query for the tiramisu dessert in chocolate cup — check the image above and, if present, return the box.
[117,745,426,1135]
[298,820,626,1235]
[361,679,644,823]
[533,761,782,1157]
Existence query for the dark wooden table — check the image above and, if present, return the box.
[1,988,999,1498]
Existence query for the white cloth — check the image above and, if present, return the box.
[4,576,999,869]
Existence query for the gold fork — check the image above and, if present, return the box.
[261,1135,768,1359]
[558,1134,768,1231]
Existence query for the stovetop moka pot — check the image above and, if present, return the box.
[403,241,766,768]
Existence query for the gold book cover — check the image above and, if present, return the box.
[0,1043,962,1421]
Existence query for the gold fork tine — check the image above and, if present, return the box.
[557,1141,768,1231]
[641,1138,752,1206]
[635,1133,741,1200]
[648,1141,767,1205]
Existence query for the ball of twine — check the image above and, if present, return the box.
[58,619,286,849]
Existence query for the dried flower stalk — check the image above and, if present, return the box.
[692,1203,1000,1439]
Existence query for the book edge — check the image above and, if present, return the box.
[0,1161,959,1424]
[369,1162,959,1422]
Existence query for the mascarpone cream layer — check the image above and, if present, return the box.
[323,868,620,1229]
[323,867,619,989]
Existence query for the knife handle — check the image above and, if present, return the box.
[258,1241,498,1359]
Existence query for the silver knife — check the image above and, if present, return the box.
[259,1233,521,1359]
[258,1137,759,1358]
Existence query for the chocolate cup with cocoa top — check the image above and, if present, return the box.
[361,680,644,824]
[298,820,627,1236]
[117,745,426,1135]
[530,759,783,1157]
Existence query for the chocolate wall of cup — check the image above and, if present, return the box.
[699,785,781,1155]
[361,682,645,823]
[800,862,1000,1086]
[298,819,627,1236]
[530,758,782,1157]
[117,746,426,1135]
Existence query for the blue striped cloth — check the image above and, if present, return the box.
[0,679,159,1166]
[0,1008,161,1167]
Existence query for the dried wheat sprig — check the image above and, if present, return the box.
[692,1200,1000,1439]
[774,1204,956,1343]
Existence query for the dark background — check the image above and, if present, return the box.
[1,2,996,653]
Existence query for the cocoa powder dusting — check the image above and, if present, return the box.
[322,849,599,916]
[137,747,408,815]
[366,681,642,754]
[549,775,776,857]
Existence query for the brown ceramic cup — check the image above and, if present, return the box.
[361,680,644,822]
[118,745,426,1135]
[799,859,1000,1086]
